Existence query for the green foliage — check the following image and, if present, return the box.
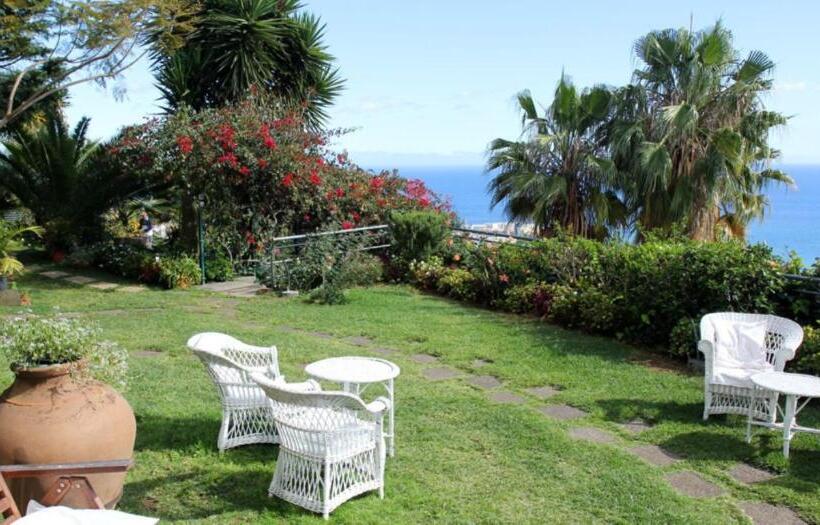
[669,318,698,358]
[435,267,478,301]
[548,282,620,334]
[343,252,385,287]
[388,210,450,272]
[0,315,128,388]
[0,219,42,277]
[86,240,159,283]
[158,255,201,289]
[793,324,820,375]
[205,251,234,283]
[150,0,343,127]
[408,256,444,290]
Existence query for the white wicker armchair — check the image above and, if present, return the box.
[699,313,803,421]
[252,373,389,520]
[187,332,318,452]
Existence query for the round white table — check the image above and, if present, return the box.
[747,371,820,458]
[305,356,400,456]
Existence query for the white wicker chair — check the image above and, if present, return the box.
[698,313,803,421]
[187,332,317,452]
[252,373,389,520]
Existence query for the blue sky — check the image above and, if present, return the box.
[66,0,820,168]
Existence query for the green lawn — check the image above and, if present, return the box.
[2,270,818,524]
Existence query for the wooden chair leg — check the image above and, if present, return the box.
[0,473,21,524]
[40,476,105,510]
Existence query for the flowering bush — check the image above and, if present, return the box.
[110,93,448,264]
[0,316,128,388]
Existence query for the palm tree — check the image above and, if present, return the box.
[487,76,626,238]
[152,0,344,127]
[608,21,791,240]
[0,112,150,248]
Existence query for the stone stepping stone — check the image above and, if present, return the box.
[472,359,492,368]
[728,464,776,484]
[487,391,525,405]
[569,427,618,444]
[467,375,502,389]
[346,336,373,347]
[64,275,97,285]
[410,354,438,364]
[422,367,462,381]
[620,419,653,434]
[627,445,680,467]
[118,285,147,293]
[41,270,71,279]
[309,331,334,339]
[526,386,560,399]
[665,471,726,498]
[371,347,399,357]
[738,501,806,525]
[537,404,587,421]
[88,282,119,290]
[278,325,300,333]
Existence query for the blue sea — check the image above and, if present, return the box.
[387,164,820,262]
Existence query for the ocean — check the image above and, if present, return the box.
[390,164,820,263]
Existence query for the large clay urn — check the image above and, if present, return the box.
[0,362,136,511]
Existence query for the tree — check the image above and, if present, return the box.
[0,111,153,248]
[608,21,791,240]
[151,0,343,128]
[487,76,626,238]
[1,0,197,130]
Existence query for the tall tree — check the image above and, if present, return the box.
[608,21,791,240]
[151,0,343,128]
[487,76,626,238]
[1,0,197,130]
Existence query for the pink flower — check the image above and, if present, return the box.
[499,274,510,283]
[239,166,251,176]
[370,176,385,191]
[282,173,295,187]
[309,170,322,186]
[176,135,193,154]
[341,221,354,230]
[335,187,345,198]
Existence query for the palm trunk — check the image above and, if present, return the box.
[688,191,720,241]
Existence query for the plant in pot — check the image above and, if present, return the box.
[0,220,43,291]
[0,315,134,511]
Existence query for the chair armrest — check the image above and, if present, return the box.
[697,340,714,357]
[274,376,322,392]
[366,396,391,414]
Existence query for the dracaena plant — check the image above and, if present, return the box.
[0,220,43,278]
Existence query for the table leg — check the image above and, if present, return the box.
[782,394,797,458]
[387,378,395,457]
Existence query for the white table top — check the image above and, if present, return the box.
[751,371,820,397]
[305,356,400,384]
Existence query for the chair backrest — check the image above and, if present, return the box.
[187,333,280,403]
[700,313,803,368]
[252,373,377,452]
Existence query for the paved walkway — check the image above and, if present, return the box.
[34,268,146,292]
[276,323,806,525]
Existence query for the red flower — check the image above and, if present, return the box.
[419,196,431,207]
[316,157,325,167]
[376,198,387,207]
[369,176,385,191]
[245,232,256,245]
[263,136,277,149]
[257,158,269,169]
[176,135,193,154]
[217,152,238,167]
[309,170,322,186]
[239,166,251,176]
[282,173,295,187]
[341,221,354,230]
[352,211,361,223]
[335,187,345,198]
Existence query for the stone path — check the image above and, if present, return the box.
[569,427,618,444]
[526,386,560,399]
[728,463,776,484]
[627,445,680,467]
[664,471,726,498]
[33,267,142,292]
[422,367,462,381]
[487,391,526,405]
[467,375,502,389]
[197,276,267,297]
[738,502,807,525]
[538,405,588,421]
[620,419,653,435]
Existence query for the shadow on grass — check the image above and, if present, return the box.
[595,397,703,425]
[134,414,223,452]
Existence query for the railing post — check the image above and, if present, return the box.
[197,194,206,285]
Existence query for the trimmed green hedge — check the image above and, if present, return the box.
[406,233,818,372]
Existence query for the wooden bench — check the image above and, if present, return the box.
[0,459,132,524]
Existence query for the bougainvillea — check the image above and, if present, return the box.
[108,92,449,262]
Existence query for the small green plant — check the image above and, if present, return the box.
[159,255,202,289]
[205,250,235,282]
[388,210,449,273]
[344,252,384,287]
[668,317,698,357]
[0,315,128,388]
[792,324,820,374]
[0,220,43,278]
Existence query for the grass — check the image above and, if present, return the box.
[1,269,819,524]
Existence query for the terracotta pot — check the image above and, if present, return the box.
[0,362,136,511]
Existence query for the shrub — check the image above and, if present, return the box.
[0,315,128,388]
[548,283,619,334]
[436,267,478,301]
[792,324,820,374]
[408,257,445,290]
[668,317,698,358]
[388,210,450,272]
[158,255,202,289]
[205,251,234,282]
[344,252,384,287]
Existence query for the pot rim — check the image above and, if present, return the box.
[11,360,82,378]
